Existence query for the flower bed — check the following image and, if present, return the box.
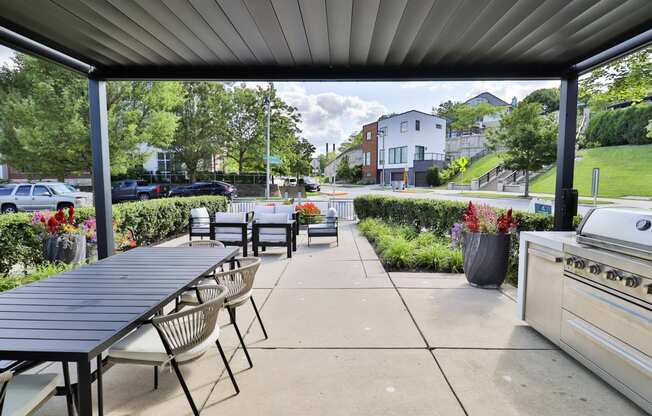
[0,196,228,277]
[358,218,463,273]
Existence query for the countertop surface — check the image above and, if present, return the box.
[520,231,577,252]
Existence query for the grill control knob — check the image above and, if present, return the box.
[574,259,586,269]
[565,257,575,266]
[624,276,641,288]
[589,264,602,275]
[605,270,620,281]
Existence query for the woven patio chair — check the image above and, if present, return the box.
[178,257,264,369]
[0,370,61,416]
[177,240,225,248]
[108,286,238,416]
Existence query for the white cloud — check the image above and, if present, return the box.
[0,45,15,68]
[274,83,387,155]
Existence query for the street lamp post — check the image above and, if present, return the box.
[378,128,386,187]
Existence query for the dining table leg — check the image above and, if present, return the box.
[77,359,93,415]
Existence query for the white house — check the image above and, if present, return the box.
[324,147,363,178]
[376,110,447,187]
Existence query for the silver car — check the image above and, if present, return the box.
[0,183,84,214]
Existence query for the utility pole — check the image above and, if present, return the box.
[265,84,272,198]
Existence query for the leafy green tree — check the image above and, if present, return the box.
[282,138,315,178]
[336,155,352,181]
[581,47,651,109]
[433,100,462,124]
[318,152,337,172]
[338,131,362,153]
[522,88,560,114]
[449,102,498,131]
[0,54,181,180]
[488,103,557,197]
[425,166,441,186]
[170,82,230,181]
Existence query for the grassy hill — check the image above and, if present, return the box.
[530,145,652,198]
[453,153,503,184]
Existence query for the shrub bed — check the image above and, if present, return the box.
[354,195,573,285]
[358,218,463,272]
[0,196,228,276]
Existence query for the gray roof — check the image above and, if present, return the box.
[0,1,650,80]
[464,92,511,107]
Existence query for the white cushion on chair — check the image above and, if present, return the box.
[191,207,209,220]
[214,212,247,234]
[259,233,289,243]
[2,374,59,416]
[252,206,275,221]
[256,213,290,235]
[214,232,251,242]
[274,204,295,217]
[190,207,211,233]
[108,323,220,364]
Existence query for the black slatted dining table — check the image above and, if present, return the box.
[0,246,238,416]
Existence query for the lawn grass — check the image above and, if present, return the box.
[452,152,503,184]
[530,145,652,197]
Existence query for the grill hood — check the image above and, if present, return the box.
[577,207,652,261]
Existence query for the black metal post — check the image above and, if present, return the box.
[77,359,93,416]
[554,74,579,231]
[89,79,115,259]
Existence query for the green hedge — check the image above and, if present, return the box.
[354,195,568,285]
[0,196,227,276]
[584,104,652,147]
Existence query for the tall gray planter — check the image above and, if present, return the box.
[43,234,87,264]
[463,232,510,288]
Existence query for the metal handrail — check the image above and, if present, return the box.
[415,152,447,161]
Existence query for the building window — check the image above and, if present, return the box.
[157,152,173,174]
[388,146,407,164]
[378,149,385,165]
[366,131,371,141]
[414,145,425,161]
[364,152,371,166]
[415,120,420,131]
[400,121,408,133]
[436,124,442,129]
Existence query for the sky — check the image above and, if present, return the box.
[0,45,559,155]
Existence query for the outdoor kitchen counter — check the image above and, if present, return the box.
[517,232,575,327]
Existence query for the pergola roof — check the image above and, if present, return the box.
[1,0,651,80]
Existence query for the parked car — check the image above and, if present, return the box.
[111,180,165,202]
[168,181,237,200]
[284,177,298,187]
[301,176,321,192]
[45,182,93,207]
[0,183,82,214]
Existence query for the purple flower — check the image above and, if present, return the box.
[451,222,463,248]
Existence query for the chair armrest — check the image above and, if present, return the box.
[246,211,254,222]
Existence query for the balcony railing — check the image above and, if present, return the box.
[414,152,447,162]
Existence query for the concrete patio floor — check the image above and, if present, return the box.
[33,222,645,415]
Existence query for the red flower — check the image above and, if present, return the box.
[497,208,518,234]
[67,206,75,224]
[46,217,58,234]
[462,201,480,233]
[54,209,65,224]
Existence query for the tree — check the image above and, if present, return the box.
[449,102,498,131]
[425,166,441,186]
[336,155,352,181]
[522,88,560,114]
[318,152,337,172]
[0,54,182,180]
[283,138,315,178]
[170,82,230,181]
[433,100,462,123]
[338,131,362,153]
[487,103,557,197]
[581,47,652,109]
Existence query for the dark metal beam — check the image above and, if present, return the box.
[0,24,93,75]
[89,63,564,81]
[572,27,652,74]
[88,79,114,259]
[554,74,578,231]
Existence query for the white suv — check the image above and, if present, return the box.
[0,183,84,214]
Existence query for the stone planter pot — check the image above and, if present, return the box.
[43,234,87,264]
[86,242,98,263]
[462,232,510,288]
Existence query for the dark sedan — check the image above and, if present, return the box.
[301,177,321,192]
[169,181,237,200]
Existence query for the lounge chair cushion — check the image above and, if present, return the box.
[190,207,211,234]
[108,323,220,364]
[214,232,251,242]
[325,207,338,224]
[258,233,290,243]
[214,212,247,234]
[256,213,290,235]
[2,374,59,416]
[252,206,275,221]
[274,204,296,218]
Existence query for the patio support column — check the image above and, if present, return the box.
[553,74,578,231]
[89,78,114,259]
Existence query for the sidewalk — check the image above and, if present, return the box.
[34,222,645,415]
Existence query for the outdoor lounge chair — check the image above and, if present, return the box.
[107,286,238,416]
[210,212,252,257]
[188,207,211,240]
[252,213,295,258]
[177,257,265,368]
[307,207,339,246]
[0,370,61,416]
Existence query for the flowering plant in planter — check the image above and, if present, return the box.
[31,207,87,264]
[452,202,519,288]
[296,202,321,225]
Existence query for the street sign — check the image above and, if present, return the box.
[591,168,600,206]
[264,155,282,165]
